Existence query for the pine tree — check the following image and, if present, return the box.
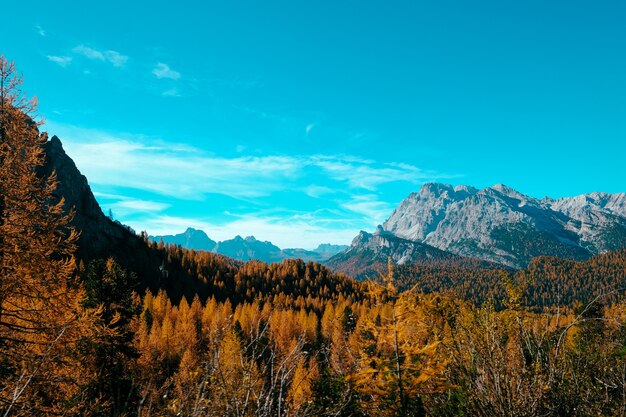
[76,258,140,416]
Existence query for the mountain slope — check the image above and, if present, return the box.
[325,226,461,277]
[544,192,626,253]
[43,136,142,261]
[41,136,360,304]
[380,183,626,268]
[42,136,185,295]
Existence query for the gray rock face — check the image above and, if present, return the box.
[325,227,454,277]
[43,136,135,259]
[348,228,452,265]
[547,192,626,219]
[381,183,626,268]
[544,192,626,253]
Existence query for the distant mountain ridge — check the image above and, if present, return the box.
[150,228,217,251]
[150,229,347,263]
[43,136,626,275]
[328,183,626,273]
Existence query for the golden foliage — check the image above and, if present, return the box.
[0,54,96,416]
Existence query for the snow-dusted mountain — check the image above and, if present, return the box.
[330,183,626,270]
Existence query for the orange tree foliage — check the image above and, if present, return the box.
[2,55,626,417]
[0,55,96,416]
[125,250,626,416]
[144,240,368,313]
[349,261,448,416]
[131,279,626,416]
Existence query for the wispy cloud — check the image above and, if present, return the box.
[45,122,455,247]
[111,198,170,214]
[35,25,46,37]
[161,88,181,97]
[47,122,301,199]
[72,45,129,67]
[152,63,181,80]
[339,194,392,224]
[72,45,103,60]
[50,122,442,200]
[47,55,72,67]
[312,156,449,190]
[102,50,128,67]
[304,185,336,198]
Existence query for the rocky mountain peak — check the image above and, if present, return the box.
[419,182,455,196]
[378,183,626,268]
[314,243,349,255]
[326,229,455,277]
[490,183,516,195]
[42,136,137,260]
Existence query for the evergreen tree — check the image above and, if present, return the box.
[76,258,140,416]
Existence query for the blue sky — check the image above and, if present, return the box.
[1,0,625,248]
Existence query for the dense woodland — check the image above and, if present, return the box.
[2,56,626,416]
[393,250,626,310]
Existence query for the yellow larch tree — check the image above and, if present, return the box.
[349,258,448,417]
[0,55,95,415]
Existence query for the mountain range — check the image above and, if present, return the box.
[327,182,626,274]
[43,134,626,279]
[150,228,347,263]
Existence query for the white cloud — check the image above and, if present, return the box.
[312,156,447,190]
[72,45,128,67]
[112,198,170,213]
[44,122,454,247]
[162,88,181,97]
[103,197,170,218]
[45,122,451,199]
[152,63,181,80]
[35,25,46,36]
[340,194,392,224]
[305,123,315,135]
[47,122,301,199]
[103,50,129,67]
[47,55,72,67]
[304,185,336,198]
[72,45,104,60]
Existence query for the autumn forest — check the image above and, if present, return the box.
[1,55,626,417]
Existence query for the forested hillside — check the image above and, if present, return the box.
[393,249,626,310]
[2,56,626,416]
